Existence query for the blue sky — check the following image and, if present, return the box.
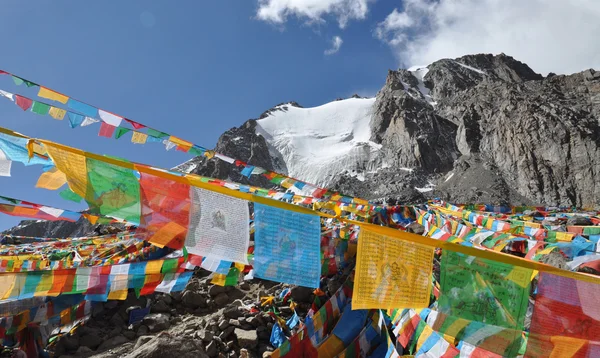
[0,1,398,231]
[1,1,598,230]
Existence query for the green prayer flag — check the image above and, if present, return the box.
[114,127,131,139]
[224,267,240,286]
[59,189,82,203]
[12,76,36,87]
[439,251,532,330]
[161,259,179,273]
[147,128,169,138]
[85,158,141,224]
[31,101,50,115]
[188,146,206,157]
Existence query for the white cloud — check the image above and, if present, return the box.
[325,36,344,55]
[376,0,600,75]
[256,0,373,29]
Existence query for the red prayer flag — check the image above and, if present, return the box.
[98,122,116,138]
[124,119,146,129]
[14,95,32,111]
[0,70,7,75]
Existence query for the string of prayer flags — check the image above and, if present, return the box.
[254,203,321,288]
[0,71,368,206]
[184,187,250,264]
[353,228,434,309]
[439,251,532,330]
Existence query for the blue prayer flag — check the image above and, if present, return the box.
[253,203,321,288]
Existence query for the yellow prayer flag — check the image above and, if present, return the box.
[82,214,99,225]
[35,167,67,190]
[353,228,434,309]
[146,260,164,274]
[169,136,193,149]
[211,273,227,286]
[0,275,16,300]
[38,87,69,104]
[107,289,128,300]
[34,273,54,296]
[48,107,67,120]
[44,144,88,198]
[131,131,148,144]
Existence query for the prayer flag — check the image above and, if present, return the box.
[14,95,32,111]
[38,87,69,104]
[131,132,148,144]
[48,107,67,120]
[98,122,116,138]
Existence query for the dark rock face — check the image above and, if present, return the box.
[177,53,600,206]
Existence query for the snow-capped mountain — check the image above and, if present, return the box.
[179,53,600,207]
[254,98,381,186]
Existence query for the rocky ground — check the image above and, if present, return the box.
[51,266,350,358]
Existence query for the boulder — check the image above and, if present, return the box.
[182,291,207,308]
[98,335,130,351]
[235,328,258,349]
[80,334,103,350]
[152,300,171,313]
[208,285,227,297]
[290,286,313,303]
[214,292,229,306]
[142,313,171,332]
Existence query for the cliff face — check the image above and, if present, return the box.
[176,54,600,207]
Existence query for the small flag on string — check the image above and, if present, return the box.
[67,99,97,118]
[125,119,145,130]
[14,95,33,111]
[38,87,69,104]
[114,127,131,139]
[81,117,99,127]
[0,89,14,101]
[0,149,11,177]
[31,101,50,115]
[48,107,67,120]
[99,122,116,138]
[67,112,84,128]
[12,76,36,87]
[98,110,123,127]
[241,165,255,178]
[131,132,148,144]
[147,128,169,139]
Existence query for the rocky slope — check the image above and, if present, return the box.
[179,53,600,207]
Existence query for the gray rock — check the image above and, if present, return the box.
[208,285,227,297]
[123,330,137,340]
[223,306,242,319]
[235,328,258,349]
[201,330,214,342]
[136,325,150,337]
[76,345,94,355]
[142,313,171,332]
[80,334,103,350]
[152,300,171,313]
[229,319,241,327]
[406,222,425,235]
[219,326,235,340]
[218,320,230,330]
[567,216,593,226]
[97,335,130,351]
[290,286,313,303]
[256,326,270,341]
[182,290,207,308]
[206,341,218,357]
[214,292,229,306]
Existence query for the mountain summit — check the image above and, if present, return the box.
[179,53,600,207]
